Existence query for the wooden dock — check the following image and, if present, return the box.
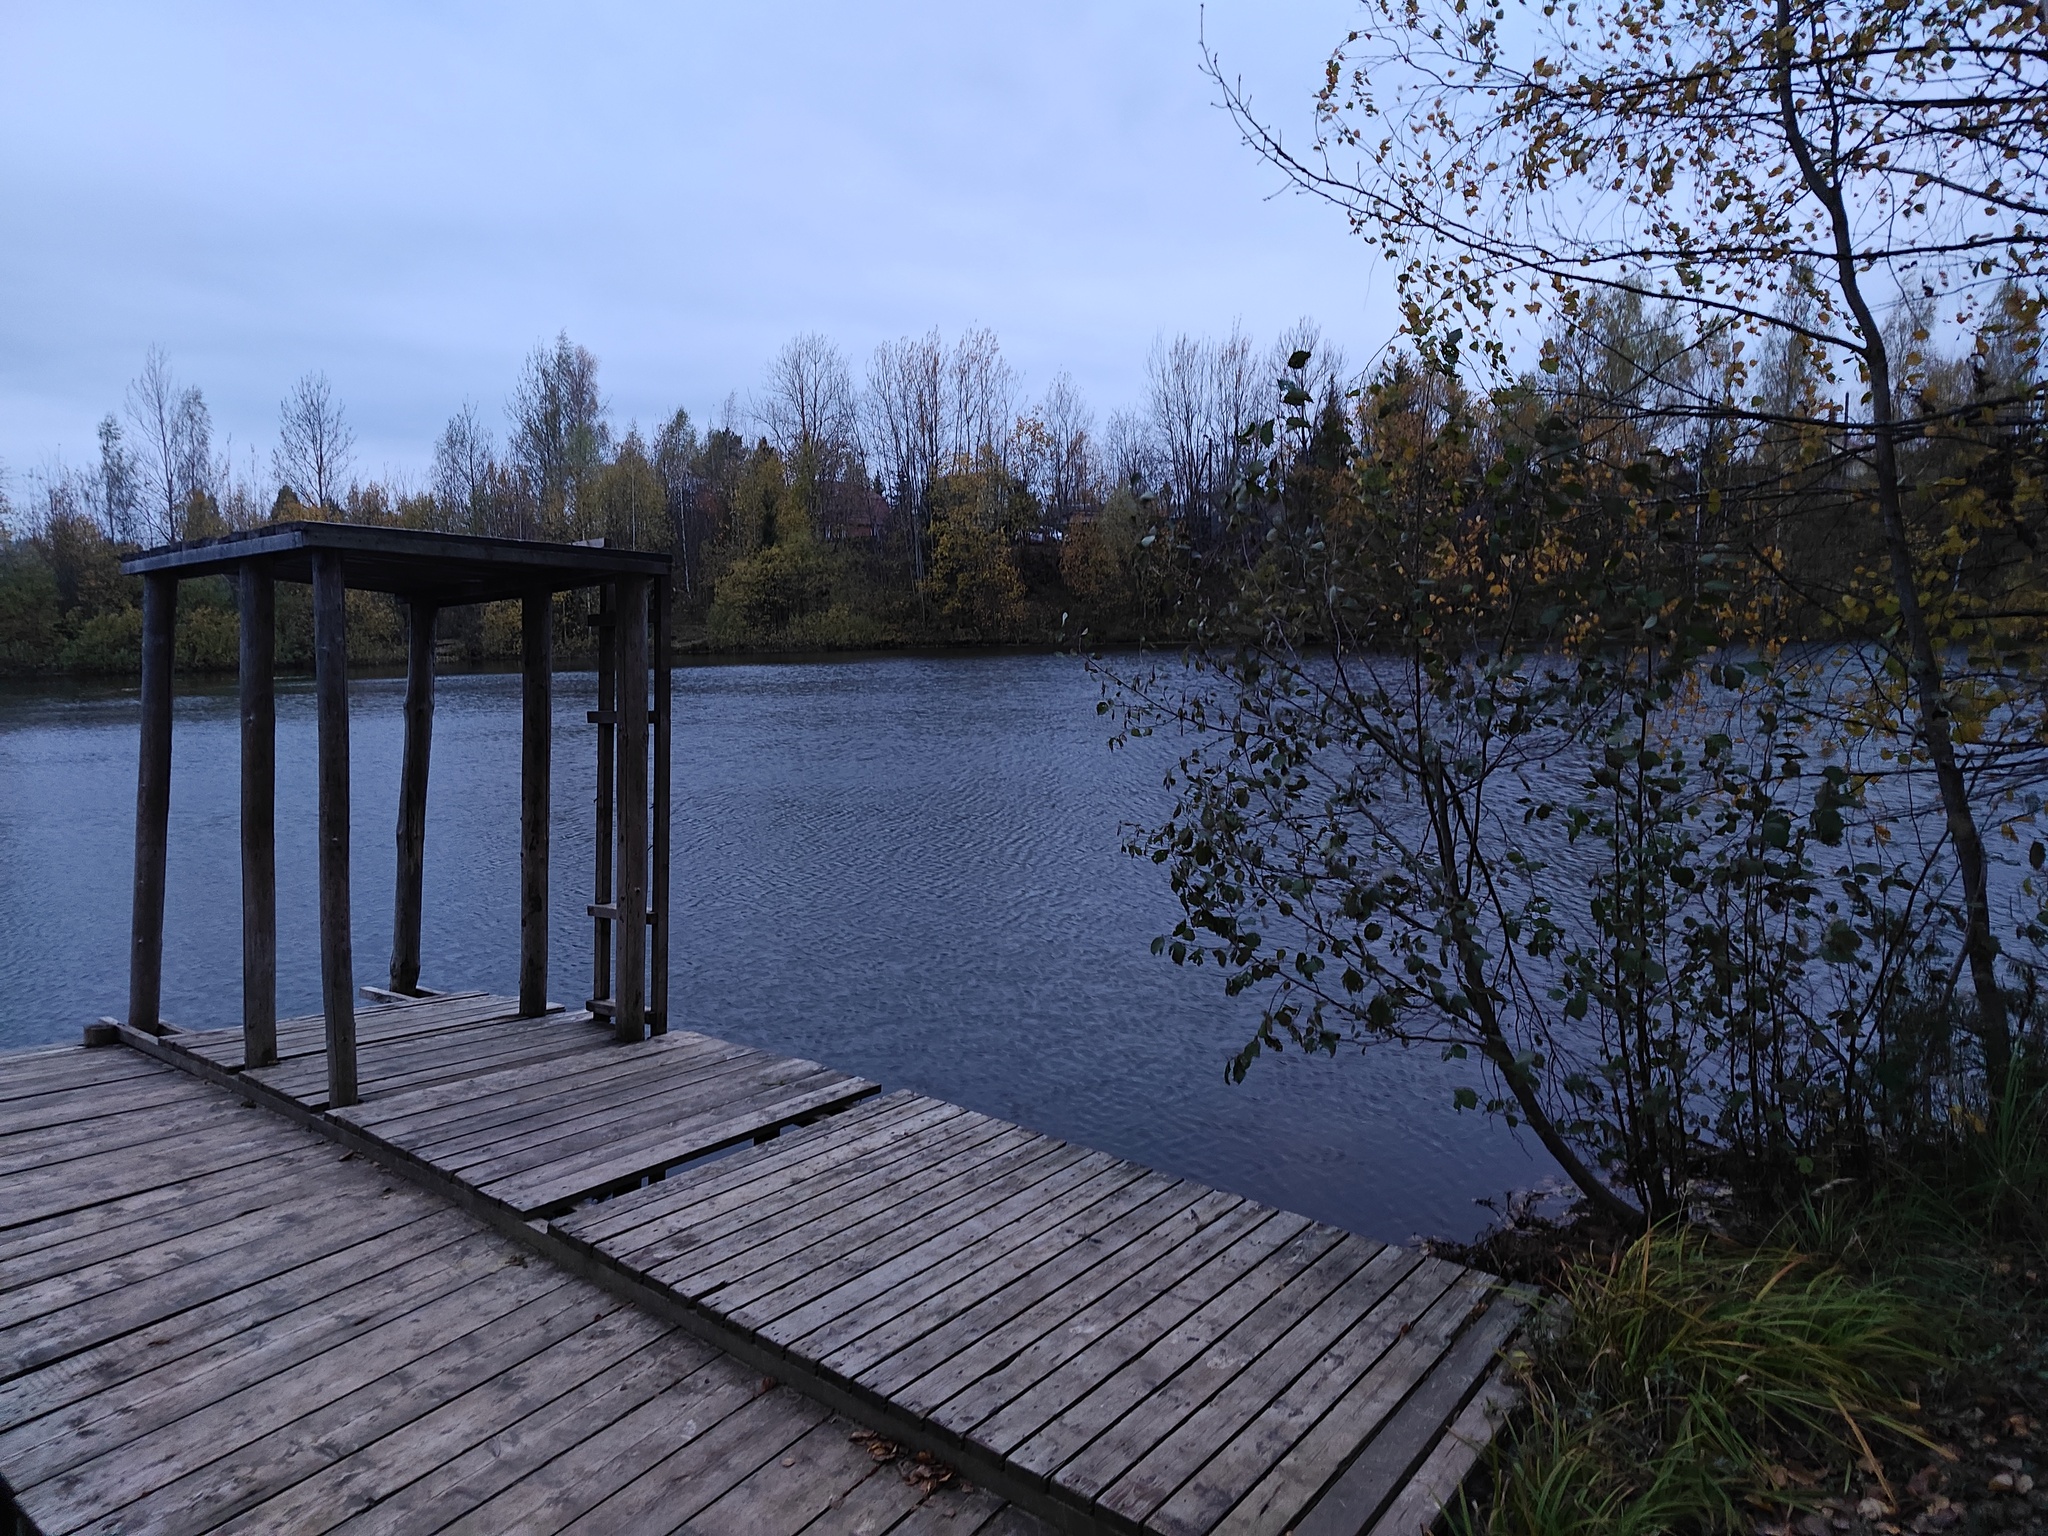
[0,1037,1033,1536]
[0,992,1533,1535]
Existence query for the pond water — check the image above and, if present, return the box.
[0,652,1552,1241]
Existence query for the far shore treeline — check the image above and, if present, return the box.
[0,325,1349,673]
[7,305,2038,676]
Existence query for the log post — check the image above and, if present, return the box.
[127,573,176,1033]
[239,565,277,1067]
[311,550,358,1108]
[591,584,615,1013]
[614,576,650,1042]
[389,599,437,996]
[519,591,552,1016]
[650,575,671,1036]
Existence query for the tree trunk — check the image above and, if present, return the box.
[1423,751,1648,1229]
[1774,18,2013,1096]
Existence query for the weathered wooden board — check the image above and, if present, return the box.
[557,1094,1529,1535]
[0,1044,1035,1536]
[15,993,1524,1535]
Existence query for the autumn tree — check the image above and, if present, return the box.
[273,371,356,509]
[1218,0,2048,1092]
[509,333,609,536]
[124,347,216,542]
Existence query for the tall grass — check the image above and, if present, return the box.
[1463,1081,2048,1535]
[1461,1230,1935,1536]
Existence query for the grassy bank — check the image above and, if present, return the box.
[1442,1093,2048,1536]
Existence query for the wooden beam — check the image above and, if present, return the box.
[127,572,177,1034]
[614,576,650,1043]
[591,585,615,1015]
[311,549,358,1108]
[651,575,671,1037]
[239,564,277,1068]
[519,591,552,1017]
[389,599,437,996]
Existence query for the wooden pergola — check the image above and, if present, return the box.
[119,522,674,1107]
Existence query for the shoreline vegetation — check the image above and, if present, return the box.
[15,0,2048,1526]
[0,324,1268,677]
[1082,0,2048,1523]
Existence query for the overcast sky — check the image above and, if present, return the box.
[0,1,1393,488]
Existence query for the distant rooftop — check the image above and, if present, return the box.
[120,521,672,606]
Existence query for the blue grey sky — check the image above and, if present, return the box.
[1,2,1390,486]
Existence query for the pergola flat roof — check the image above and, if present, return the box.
[121,521,672,606]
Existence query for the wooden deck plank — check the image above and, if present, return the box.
[2,1003,1521,1536]
[332,1027,750,1135]
[379,1032,758,1153]
[177,993,507,1075]
[0,1068,211,1136]
[36,1272,595,1535]
[603,1111,1016,1285]
[176,992,498,1065]
[551,1385,831,1536]
[1145,1261,1468,1535]
[0,1090,268,1180]
[687,1415,914,1536]
[587,1100,977,1269]
[252,1035,620,1119]
[0,1161,442,1337]
[876,1486,1029,1536]
[0,1184,444,1383]
[488,1075,882,1216]
[1051,1235,1393,1507]
[645,1125,1048,1299]
[622,1114,1024,1294]
[1212,1275,1512,1536]
[195,1308,685,1536]
[767,1161,1160,1355]
[811,1174,1200,1392]
[855,1186,1244,1408]
[997,1222,1347,1480]
[265,1021,623,1114]
[426,1052,827,1177]
[254,1009,599,1084]
[1359,1363,1519,1536]
[0,1123,323,1233]
[800,1449,968,1536]
[553,1090,952,1249]
[314,1332,725,1536]
[0,1102,320,1256]
[739,1151,1127,1350]
[926,1206,1297,1443]
[0,1047,169,1101]
[0,1040,1043,1536]
[0,1142,366,1293]
[433,1364,806,1534]
[1286,1287,1528,1536]
[685,1136,1086,1321]
[248,1011,610,1108]
[0,1213,466,1436]
[0,1227,494,1480]
[259,1007,610,1085]
[1098,1249,1444,1531]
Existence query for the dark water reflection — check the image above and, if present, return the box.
[0,653,1551,1240]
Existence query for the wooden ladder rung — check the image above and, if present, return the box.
[585,710,658,726]
[586,997,617,1017]
[588,904,658,925]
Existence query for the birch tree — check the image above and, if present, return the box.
[1218,0,2048,1092]
[274,371,356,510]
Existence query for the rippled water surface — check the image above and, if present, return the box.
[0,653,1552,1239]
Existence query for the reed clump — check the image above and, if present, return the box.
[1459,1084,2048,1536]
